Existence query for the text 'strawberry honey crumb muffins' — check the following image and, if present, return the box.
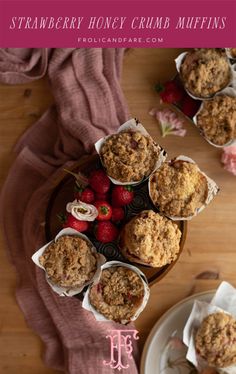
[89,266,145,323]
[120,210,181,267]
[100,130,160,182]
[195,312,236,368]
[196,95,236,146]
[39,235,97,288]
[149,160,208,218]
[180,49,231,98]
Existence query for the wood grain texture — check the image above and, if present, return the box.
[0,48,235,373]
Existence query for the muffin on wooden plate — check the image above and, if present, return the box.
[180,49,231,98]
[120,210,181,267]
[99,130,161,183]
[196,94,236,146]
[39,235,98,289]
[149,158,209,219]
[195,312,236,368]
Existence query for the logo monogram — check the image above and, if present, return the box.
[103,329,139,371]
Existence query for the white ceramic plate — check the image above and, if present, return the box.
[140,291,215,374]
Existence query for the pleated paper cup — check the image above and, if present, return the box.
[82,261,150,324]
[148,156,219,221]
[183,282,236,374]
[193,87,236,148]
[32,228,106,297]
[175,51,235,100]
[95,118,167,186]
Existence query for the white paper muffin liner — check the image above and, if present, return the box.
[82,260,150,324]
[32,228,106,297]
[192,87,236,148]
[175,51,236,100]
[183,281,236,374]
[148,155,219,221]
[95,118,167,186]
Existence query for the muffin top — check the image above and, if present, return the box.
[196,95,236,145]
[39,235,97,288]
[230,48,236,58]
[180,49,231,98]
[195,312,236,368]
[100,130,160,182]
[149,160,208,218]
[120,210,181,267]
[89,266,145,323]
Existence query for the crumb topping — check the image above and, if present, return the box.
[120,210,181,267]
[197,95,236,145]
[149,161,208,217]
[180,49,231,98]
[39,235,97,288]
[100,130,160,182]
[89,266,145,322]
[195,312,236,368]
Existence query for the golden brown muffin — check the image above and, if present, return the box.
[100,130,160,182]
[149,160,208,218]
[230,48,236,58]
[180,49,231,98]
[196,95,236,146]
[89,266,145,323]
[120,210,181,267]
[39,235,97,288]
[195,312,236,368]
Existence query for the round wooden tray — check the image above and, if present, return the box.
[45,155,187,287]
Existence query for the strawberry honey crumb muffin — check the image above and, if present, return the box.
[180,49,231,98]
[100,130,161,182]
[120,210,181,267]
[89,266,146,323]
[195,312,236,368]
[39,235,97,288]
[196,95,236,146]
[149,160,208,218]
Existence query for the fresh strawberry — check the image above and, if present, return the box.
[95,192,109,201]
[111,207,125,223]
[157,81,184,104]
[89,169,111,194]
[75,187,95,204]
[95,221,119,243]
[94,201,112,221]
[181,95,200,118]
[63,214,89,232]
[112,185,134,207]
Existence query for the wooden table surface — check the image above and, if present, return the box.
[0,48,236,374]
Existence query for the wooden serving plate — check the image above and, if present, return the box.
[45,155,187,287]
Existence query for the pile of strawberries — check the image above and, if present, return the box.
[156,80,200,118]
[62,169,134,243]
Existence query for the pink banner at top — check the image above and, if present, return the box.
[0,0,235,47]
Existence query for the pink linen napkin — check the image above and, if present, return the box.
[0,48,139,374]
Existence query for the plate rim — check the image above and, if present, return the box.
[140,289,215,374]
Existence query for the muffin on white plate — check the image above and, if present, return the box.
[82,261,150,324]
[195,312,236,369]
[120,210,181,268]
[179,49,232,98]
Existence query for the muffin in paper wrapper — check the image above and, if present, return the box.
[95,118,167,186]
[175,51,236,100]
[192,87,236,148]
[32,228,106,297]
[82,260,150,324]
[148,155,219,221]
[183,282,236,374]
[226,48,236,61]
